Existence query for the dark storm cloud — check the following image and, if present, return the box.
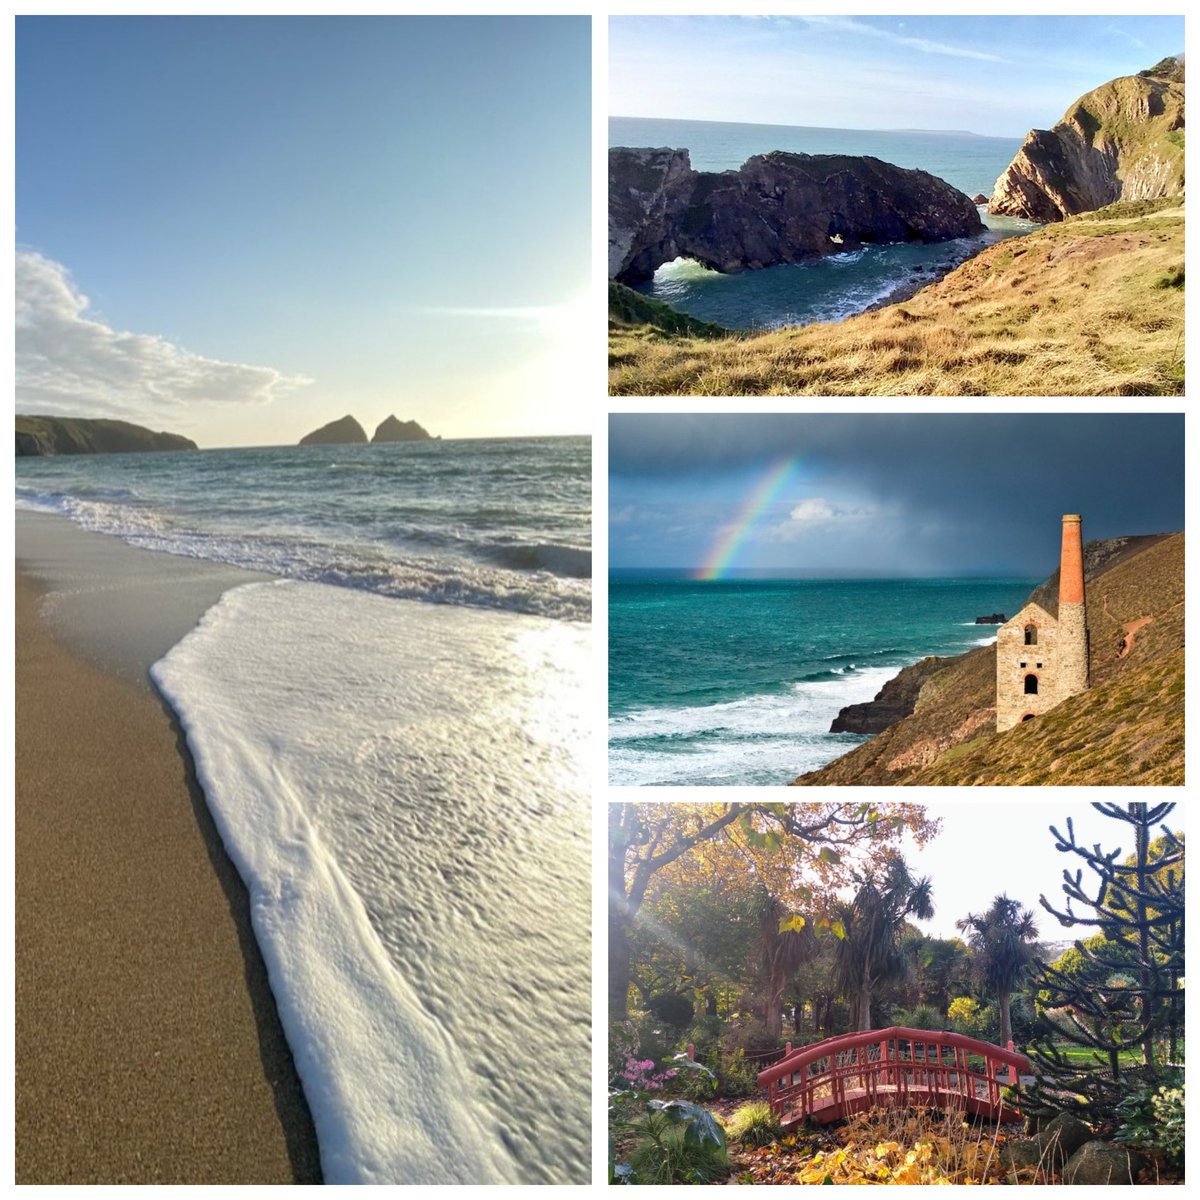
[608,413,1184,574]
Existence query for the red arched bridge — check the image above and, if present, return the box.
[756,1027,1030,1127]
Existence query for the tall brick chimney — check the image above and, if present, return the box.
[1057,514,1088,699]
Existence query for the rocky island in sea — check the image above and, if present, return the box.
[608,24,1184,397]
[298,414,369,445]
[299,413,435,445]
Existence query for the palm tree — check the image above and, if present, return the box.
[957,894,1039,1048]
[833,855,934,1031]
[757,894,816,1042]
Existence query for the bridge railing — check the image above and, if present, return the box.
[756,1027,1030,1123]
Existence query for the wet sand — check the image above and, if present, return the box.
[15,513,322,1183]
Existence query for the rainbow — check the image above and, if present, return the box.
[694,457,797,581]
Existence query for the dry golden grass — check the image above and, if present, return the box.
[796,534,1184,787]
[609,206,1184,396]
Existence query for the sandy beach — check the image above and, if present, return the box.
[15,512,322,1183]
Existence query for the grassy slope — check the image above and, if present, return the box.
[16,414,197,454]
[609,201,1184,396]
[795,533,1184,786]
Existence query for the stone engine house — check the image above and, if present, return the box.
[996,514,1089,731]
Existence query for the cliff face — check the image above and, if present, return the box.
[15,415,197,456]
[829,656,948,735]
[794,533,1184,786]
[610,148,984,283]
[990,60,1185,221]
[299,415,368,446]
[372,416,432,443]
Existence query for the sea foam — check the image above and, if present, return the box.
[152,579,590,1183]
[609,665,893,786]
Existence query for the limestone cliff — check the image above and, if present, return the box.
[610,147,984,283]
[15,415,197,456]
[990,58,1184,222]
[299,415,368,446]
[795,533,1184,786]
[372,416,433,443]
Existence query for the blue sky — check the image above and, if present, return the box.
[610,15,1185,137]
[609,415,1184,576]
[16,17,590,447]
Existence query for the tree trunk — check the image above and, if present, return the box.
[859,961,873,1030]
[608,824,633,1020]
[999,989,1012,1049]
[609,912,633,1021]
[1133,804,1155,1072]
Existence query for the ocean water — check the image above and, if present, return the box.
[609,116,1037,328]
[16,437,590,622]
[609,575,1038,787]
[17,437,591,1183]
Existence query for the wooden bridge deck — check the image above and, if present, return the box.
[759,1027,1030,1127]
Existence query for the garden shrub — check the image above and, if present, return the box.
[648,991,695,1030]
[615,1100,730,1185]
[716,1049,760,1098]
[1114,1071,1184,1170]
[723,1100,782,1147]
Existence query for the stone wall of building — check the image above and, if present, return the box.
[996,602,1060,731]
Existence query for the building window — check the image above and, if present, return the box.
[1024,624,1038,646]
[1024,674,1039,695]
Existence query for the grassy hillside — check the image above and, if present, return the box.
[609,201,1184,396]
[16,414,197,455]
[794,533,1184,786]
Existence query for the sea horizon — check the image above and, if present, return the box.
[609,574,1037,787]
[611,112,1024,141]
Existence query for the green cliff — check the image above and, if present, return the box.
[15,415,198,456]
[990,57,1185,222]
[793,533,1184,786]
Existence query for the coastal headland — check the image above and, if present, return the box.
[15,512,321,1183]
[794,532,1183,786]
[16,414,197,456]
[609,59,1185,396]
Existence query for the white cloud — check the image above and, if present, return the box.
[765,496,877,542]
[15,251,310,422]
[795,16,1011,64]
[790,497,836,522]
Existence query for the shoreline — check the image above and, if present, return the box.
[15,514,322,1183]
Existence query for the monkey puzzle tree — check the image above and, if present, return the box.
[1026,802,1184,1120]
[832,854,934,1031]
[956,894,1039,1049]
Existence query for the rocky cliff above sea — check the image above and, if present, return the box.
[610,147,983,283]
[796,533,1184,786]
[990,57,1185,222]
[15,415,197,456]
